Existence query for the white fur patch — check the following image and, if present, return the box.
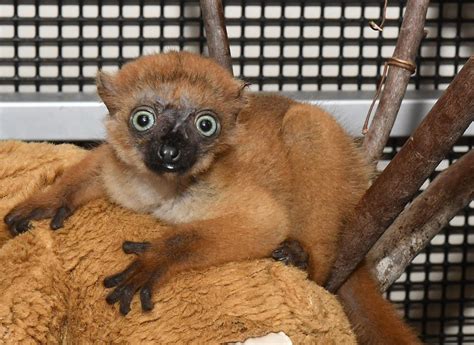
[102,159,214,225]
[151,188,212,224]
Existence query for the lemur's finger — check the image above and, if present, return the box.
[3,212,17,226]
[122,241,151,254]
[17,219,31,232]
[140,285,154,312]
[5,207,40,228]
[105,285,127,305]
[119,285,136,315]
[50,206,72,230]
[10,219,32,235]
[103,261,139,288]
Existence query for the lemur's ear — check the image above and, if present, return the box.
[238,81,251,98]
[96,71,118,115]
[236,80,251,106]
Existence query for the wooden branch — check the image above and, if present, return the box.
[326,57,474,293]
[368,149,474,292]
[363,0,430,163]
[200,0,233,75]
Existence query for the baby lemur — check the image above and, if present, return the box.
[5,52,419,344]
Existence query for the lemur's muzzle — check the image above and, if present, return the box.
[158,143,181,163]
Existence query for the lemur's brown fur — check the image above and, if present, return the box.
[5,52,420,344]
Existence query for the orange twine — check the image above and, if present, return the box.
[362,57,417,135]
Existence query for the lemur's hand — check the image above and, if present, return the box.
[4,192,74,235]
[104,241,155,315]
[104,232,199,315]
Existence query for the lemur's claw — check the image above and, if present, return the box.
[50,206,72,230]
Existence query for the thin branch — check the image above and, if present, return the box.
[200,0,233,75]
[363,0,430,163]
[326,56,474,293]
[368,150,474,292]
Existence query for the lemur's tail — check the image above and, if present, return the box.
[338,262,422,345]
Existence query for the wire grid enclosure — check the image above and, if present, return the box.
[380,137,474,345]
[0,0,473,93]
[0,0,473,343]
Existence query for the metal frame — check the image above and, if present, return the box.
[4,90,471,141]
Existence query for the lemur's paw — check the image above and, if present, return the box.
[104,232,200,315]
[4,201,73,236]
[272,240,309,271]
[104,241,160,315]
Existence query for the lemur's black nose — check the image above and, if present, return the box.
[158,144,181,163]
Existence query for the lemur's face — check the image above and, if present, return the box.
[125,93,226,175]
[97,51,247,178]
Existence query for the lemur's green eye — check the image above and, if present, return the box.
[195,112,220,137]
[131,109,155,132]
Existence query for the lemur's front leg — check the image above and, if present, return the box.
[4,145,107,235]
[104,214,288,315]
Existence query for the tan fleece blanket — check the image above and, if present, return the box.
[0,141,356,344]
